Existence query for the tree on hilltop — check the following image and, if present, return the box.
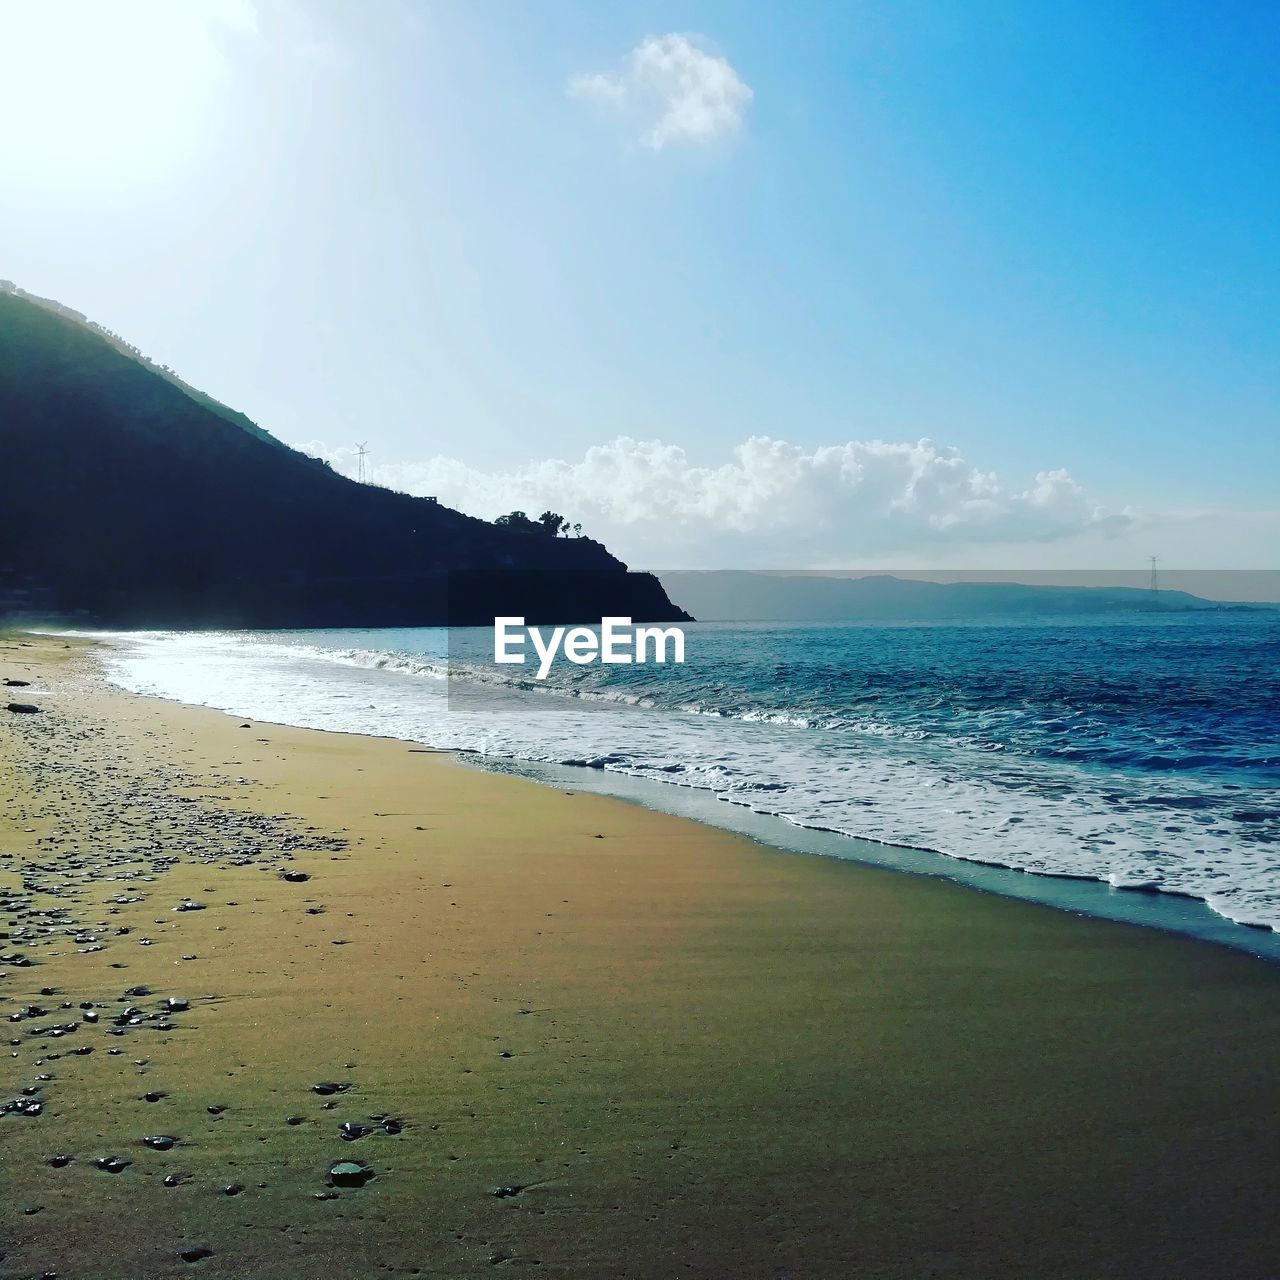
[496,510,579,537]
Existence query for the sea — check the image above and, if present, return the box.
[84,613,1280,953]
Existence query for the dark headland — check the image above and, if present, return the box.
[0,284,690,628]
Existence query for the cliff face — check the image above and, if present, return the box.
[0,289,690,627]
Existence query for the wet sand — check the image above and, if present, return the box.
[2,632,1279,1279]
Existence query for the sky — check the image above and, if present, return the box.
[1,0,1277,571]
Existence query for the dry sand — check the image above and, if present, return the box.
[1,632,1278,1279]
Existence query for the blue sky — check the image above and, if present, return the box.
[1,0,1276,568]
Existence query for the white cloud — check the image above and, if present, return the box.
[300,435,1134,567]
[569,34,752,149]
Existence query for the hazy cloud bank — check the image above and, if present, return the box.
[302,435,1132,566]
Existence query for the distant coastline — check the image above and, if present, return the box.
[657,570,1276,622]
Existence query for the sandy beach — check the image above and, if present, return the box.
[2,631,1279,1280]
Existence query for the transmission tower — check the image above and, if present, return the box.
[355,441,369,484]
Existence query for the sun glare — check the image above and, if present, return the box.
[0,0,255,185]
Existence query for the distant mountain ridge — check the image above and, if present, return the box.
[659,571,1263,622]
[0,286,689,627]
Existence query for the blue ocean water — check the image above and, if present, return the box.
[89,613,1280,933]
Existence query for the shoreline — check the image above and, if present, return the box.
[472,752,1280,965]
[74,626,1280,961]
[4,632,1280,1278]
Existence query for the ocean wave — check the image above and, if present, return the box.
[86,619,1280,936]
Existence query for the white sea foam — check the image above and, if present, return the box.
[86,627,1280,935]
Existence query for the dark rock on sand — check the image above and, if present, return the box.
[327,1160,375,1188]
[3,1097,44,1117]
[6,702,41,713]
[311,1081,350,1096]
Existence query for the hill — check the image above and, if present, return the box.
[0,280,285,450]
[658,570,1259,622]
[0,287,689,627]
